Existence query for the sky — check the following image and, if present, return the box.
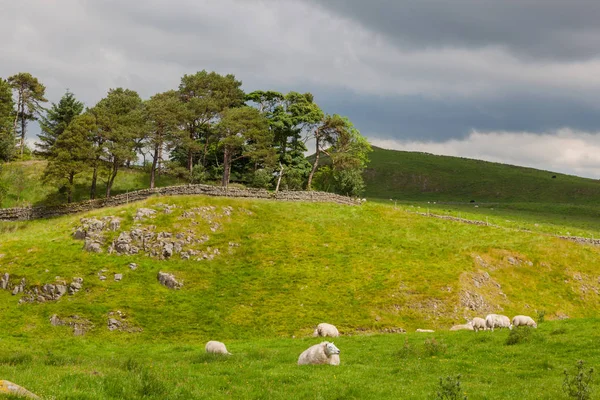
[3,0,600,178]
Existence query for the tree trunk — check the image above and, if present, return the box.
[307,134,320,190]
[275,162,284,193]
[157,144,163,176]
[150,142,159,189]
[106,159,119,198]
[90,164,98,200]
[12,90,20,142]
[221,147,231,188]
[187,126,194,174]
[20,99,26,158]
[67,171,74,203]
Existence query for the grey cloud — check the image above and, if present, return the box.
[304,0,600,61]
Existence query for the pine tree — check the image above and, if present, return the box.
[37,90,84,158]
[8,73,47,158]
[0,78,15,161]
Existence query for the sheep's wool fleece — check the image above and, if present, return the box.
[205,341,231,355]
[298,342,340,366]
[313,323,340,337]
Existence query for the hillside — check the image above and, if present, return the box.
[1,195,599,341]
[363,146,600,203]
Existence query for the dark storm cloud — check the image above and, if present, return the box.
[304,0,600,61]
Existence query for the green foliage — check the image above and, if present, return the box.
[36,90,84,158]
[424,337,448,356]
[436,375,467,400]
[190,164,208,184]
[0,78,15,161]
[506,327,533,345]
[563,360,594,400]
[251,168,274,189]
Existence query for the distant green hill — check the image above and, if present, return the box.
[363,146,600,203]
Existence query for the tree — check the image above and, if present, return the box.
[307,114,371,195]
[92,88,143,197]
[0,78,15,161]
[246,91,322,190]
[8,73,47,158]
[143,90,184,188]
[43,113,95,203]
[178,71,245,173]
[37,90,84,158]
[215,106,274,187]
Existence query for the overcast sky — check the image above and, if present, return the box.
[3,0,600,178]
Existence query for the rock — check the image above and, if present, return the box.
[114,232,132,254]
[50,314,61,326]
[129,263,138,270]
[99,275,107,281]
[162,242,174,259]
[73,228,86,240]
[0,273,8,289]
[0,380,40,399]
[69,278,83,294]
[416,329,435,333]
[107,217,121,231]
[135,208,156,221]
[114,274,123,282]
[157,271,183,289]
[108,318,121,331]
[49,314,93,335]
[380,327,406,334]
[84,239,102,253]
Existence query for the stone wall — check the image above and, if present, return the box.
[0,185,357,221]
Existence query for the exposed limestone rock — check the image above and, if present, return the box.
[107,310,143,333]
[379,327,406,334]
[0,273,8,289]
[50,314,94,335]
[114,273,123,282]
[134,208,156,221]
[0,380,40,399]
[157,271,183,289]
[18,278,83,304]
[84,238,103,253]
[129,263,138,270]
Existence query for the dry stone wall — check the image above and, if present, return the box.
[0,184,358,221]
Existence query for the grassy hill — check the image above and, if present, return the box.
[0,160,184,208]
[1,196,600,398]
[364,146,600,204]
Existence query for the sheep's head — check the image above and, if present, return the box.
[324,342,340,356]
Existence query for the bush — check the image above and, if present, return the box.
[436,375,467,400]
[395,337,416,359]
[424,337,447,357]
[563,360,594,400]
[250,169,273,189]
[505,327,532,345]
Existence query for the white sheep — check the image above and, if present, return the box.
[416,329,435,333]
[512,315,537,328]
[471,317,487,332]
[450,323,474,331]
[312,323,340,338]
[205,340,232,355]
[485,314,512,331]
[298,342,340,366]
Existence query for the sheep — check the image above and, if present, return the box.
[512,315,537,328]
[471,317,487,332]
[450,323,474,331]
[485,314,512,331]
[416,329,435,333]
[298,341,340,366]
[205,340,232,355]
[312,323,339,338]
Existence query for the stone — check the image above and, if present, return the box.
[107,217,121,231]
[84,239,102,253]
[0,273,8,289]
[157,271,183,289]
[114,274,123,281]
[129,263,138,270]
[114,232,132,254]
[73,228,86,240]
[108,318,121,331]
[99,275,107,281]
[162,242,174,259]
[0,380,40,399]
[69,280,83,294]
[135,208,156,221]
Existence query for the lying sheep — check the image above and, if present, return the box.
[313,323,339,338]
[205,340,232,355]
[450,323,474,331]
[298,342,340,366]
[485,314,512,331]
[471,317,487,332]
[512,315,537,328]
[416,329,435,333]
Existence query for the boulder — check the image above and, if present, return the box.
[0,380,40,399]
[114,274,123,282]
[0,273,8,289]
[84,239,102,253]
[157,271,183,289]
[129,263,138,270]
[135,208,156,221]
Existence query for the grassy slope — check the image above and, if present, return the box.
[364,146,600,204]
[0,160,184,208]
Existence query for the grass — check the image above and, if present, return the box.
[0,160,184,208]
[0,319,598,399]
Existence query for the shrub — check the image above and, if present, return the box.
[505,327,532,345]
[395,337,416,359]
[563,360,594,400]
[424,337,447,357]
[436,374,467,400]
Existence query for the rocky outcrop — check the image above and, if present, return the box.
[0,380,40,399]
[1,276,84,304]
[157,271,183,289]
[50,314,94,336]
[107,310,143,333]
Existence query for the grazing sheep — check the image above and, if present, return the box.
[450,323,474,331]
[485,314,512,331]
[416,329,435,333]
[298,342,340,366]
[205,341,232,355]
[471,317,487,332]
[512,315,537,328]
[313,323,340,338]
